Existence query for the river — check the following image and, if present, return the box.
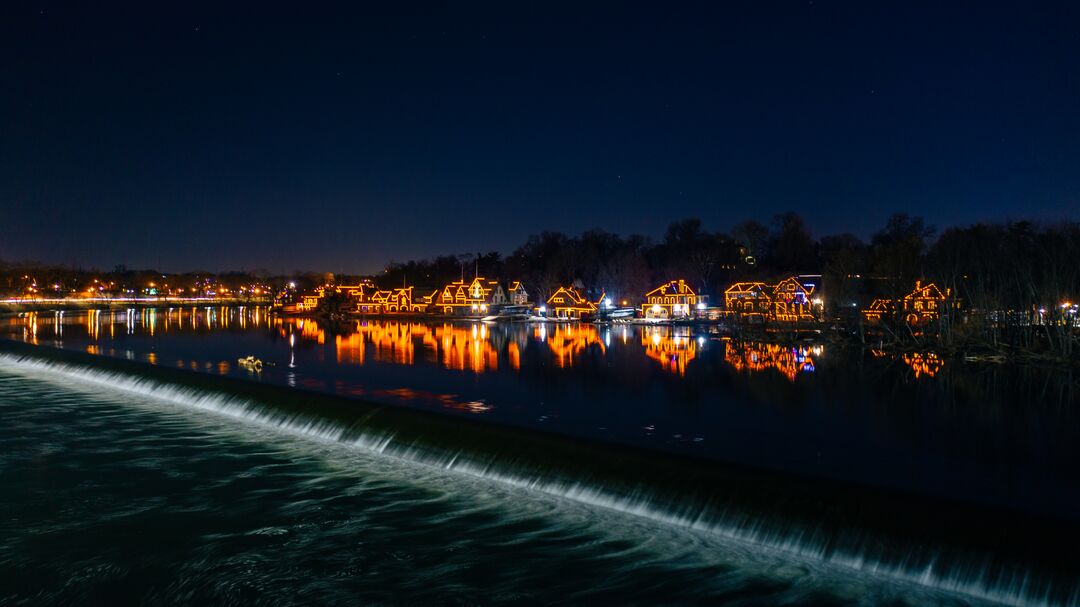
[1,307,1077,605]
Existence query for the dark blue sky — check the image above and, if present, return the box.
[2,2,1078,273]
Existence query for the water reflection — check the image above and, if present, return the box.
[540,323,605,369]
[724,342,819,382]
[1,310,847,380]
[24,311,38,344]
[902,352,943,378]
[86,309,100,340]
[872,349,945,378]
[272,318,823,381]
[642,326,697,376]
[1,310,968,390]
[5,306,275,337]
[4,311,985,386]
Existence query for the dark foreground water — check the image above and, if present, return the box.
[0,356,1040,606]
[1,308,1078,605]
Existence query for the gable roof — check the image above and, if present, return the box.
[548,286,589,306]
[645,279,696,298]
[867,298,892,311]
[725,282,769,295]
[772,276,814,296]
[905,281,946,301]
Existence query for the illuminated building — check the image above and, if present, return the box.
[724,277,818,322]
[902,281,949,325]
[641,279,698,319]
[724,282,771,319]
[288,281,431,315]
[297,282,376,313]
[770,276,817,322]
[861,281,950,325]
[355,285,430,314]
[366,288,392,312]
[420,289,438,310]
[346,282,383,314]
[390,287,428,313]
[437,277,506,316]
[297,287,328,312]
[862,298,892,324]
[545,286,605,319]
[508,281,529,305]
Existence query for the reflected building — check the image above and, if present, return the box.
[871,349,945,378]
[902,352,943,378]
[333,321,437,366]
[536,323,606,368]
[724,341,818,381]
[434,323,499,372]
[641,326,699,375]
[328,320,500,372]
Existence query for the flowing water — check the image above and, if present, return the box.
[1,308,1078,605]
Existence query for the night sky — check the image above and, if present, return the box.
[3,2,1078,274]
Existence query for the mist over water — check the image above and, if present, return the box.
[1,308,1078,605]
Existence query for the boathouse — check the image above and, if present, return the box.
[641,279,698,319]
[437,276,507,316]
[544,286,604,319]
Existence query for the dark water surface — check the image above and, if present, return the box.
[1,307,1078,605]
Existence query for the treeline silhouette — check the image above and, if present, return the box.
[380,213,1079,357]
[3,212,1076,357]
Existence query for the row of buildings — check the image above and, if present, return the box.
[296,278,531,316]
[289,275,951,325]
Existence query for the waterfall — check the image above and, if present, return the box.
[1,349,1076,607]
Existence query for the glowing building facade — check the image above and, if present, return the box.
[723,282,771,318]
[545,286,604,319]
[641,279,698,319]
[902,281,949,324]
[508,281,529,306]
[724,277,818,322]
[437,277,507,316]
[770,277,817,322]
[298,283,375,313]
[862,281,950,326]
